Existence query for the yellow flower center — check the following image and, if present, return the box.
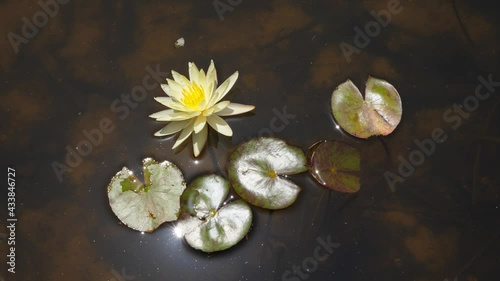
[181,82,205,110]
[268,170,277,179]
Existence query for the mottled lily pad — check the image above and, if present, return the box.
[308,140,361,193]
[331,77,402,138]
[180,174,230,218]
[177,174,252,253]
[107,158,186,232]
[228,137,307,209]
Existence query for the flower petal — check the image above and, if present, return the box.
[207,115,233,136]
[167,78,183,93]
[198,69,206,83]
[206,60,217,86]
[154,97,191,112]
[149,109,174,119]
[193,115,207,133]
[215,103,255,116]
[154,120,192,136]
[172,119,195,149]
[197,69,209,106]
[156,111,200,121]
[211,101,230,113]
[165,79,184,101]
[208,71,238,107]
[204,60,217,101]
[188,62,200,83]
[171,70,190,87]
[204,81,215,103]
[161,84,180,100]
[192,125,208,157]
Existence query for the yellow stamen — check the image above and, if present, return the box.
[268,170,277,178]
[181,82,205,110]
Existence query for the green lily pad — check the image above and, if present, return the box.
[180,174,230,218]
[308,140,361,193]
[177,174,252,253]
[331,77,402,138]
[228,137,307,209]
[107,158,186,232]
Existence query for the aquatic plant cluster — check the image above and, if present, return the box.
[107,60,402,252]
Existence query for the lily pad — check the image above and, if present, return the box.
[228,137,307,209]
[107,158,186,232]
[177,174,252,253]
[308,140,361,193]
[331,77,402,138]
[180,174,230,218]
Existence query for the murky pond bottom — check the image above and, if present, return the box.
[1,0,499,280]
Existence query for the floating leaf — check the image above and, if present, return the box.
[331,77,402,138]
[228,137,307,209]
[107,158,186,232]
[178,174,252,253]
[180,174,230,218]
[308,140,361,193]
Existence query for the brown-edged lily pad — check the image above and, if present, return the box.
[308,140,361,193]
[331,77,402,138]
[177,174,252,253]
[228,137,307,210]
[107,158,186,232]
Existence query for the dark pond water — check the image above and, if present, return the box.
[1,0,499,280]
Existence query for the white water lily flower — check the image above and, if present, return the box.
[150,60,255,157]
